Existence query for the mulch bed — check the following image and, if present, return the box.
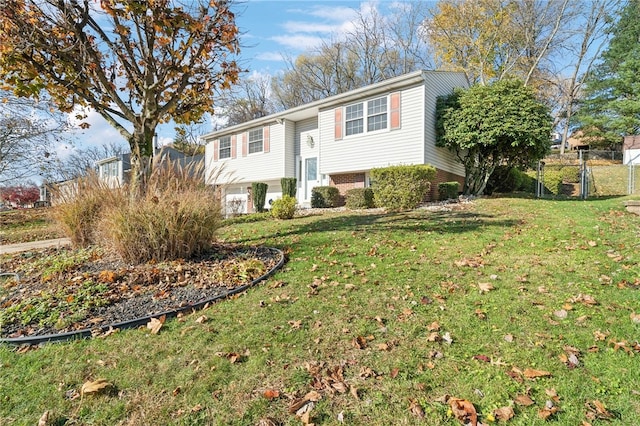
[0,243,283,340]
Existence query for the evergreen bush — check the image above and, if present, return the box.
[281,177,297,198]
[345,188,374,209]
[370,165,436,210]
[311,186,340,208]
[437,182,460,200]
[251,182,268,213]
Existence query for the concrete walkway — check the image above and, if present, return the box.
[0,238,71,255]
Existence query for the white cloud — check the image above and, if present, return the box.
[271,34,326,50]
[255,51,287,61]
[281,21,337,34]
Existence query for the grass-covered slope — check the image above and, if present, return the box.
[1,197,639,425]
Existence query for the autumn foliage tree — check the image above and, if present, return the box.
[0,0,241,194]
[0,183,40,207]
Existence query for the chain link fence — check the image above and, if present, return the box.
[536,150,640,199]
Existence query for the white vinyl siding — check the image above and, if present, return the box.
[219,136,231,159]
[205,123,291,185]
[422,72,468,175]
[320,86,424,174]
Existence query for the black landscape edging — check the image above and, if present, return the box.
[1,247,285,346]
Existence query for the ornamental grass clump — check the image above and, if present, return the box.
[99,160,222,264]
[52,172,126,248]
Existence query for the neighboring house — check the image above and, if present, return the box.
[203,70,469,213]
[96,153,131,188]
[96,146,204,188]
[623,135,640,165]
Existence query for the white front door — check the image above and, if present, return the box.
[304,157,319,202]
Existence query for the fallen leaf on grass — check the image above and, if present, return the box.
[263,389,280,400]
[493,406,514,421]
[215,351,245,363]
[523,368,552,379]
[352,335,368,349]
[147,315,166,335]
[449,397,478,425]
[538,405,560,420]
[585,400,615,420]
[478,282,495,294]
[630,313,640,324]
[81,379,111,396]
[514,394,535,406]
[38,411,49,426]
[408,398,425,419]
[288,390,322,414]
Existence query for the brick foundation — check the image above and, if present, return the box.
[430,169,465,200]
[329,173,365,205]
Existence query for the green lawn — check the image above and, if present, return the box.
[0,208,63,245]
[1,197,640,425]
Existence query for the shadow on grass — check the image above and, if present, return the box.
[231,208,519,246]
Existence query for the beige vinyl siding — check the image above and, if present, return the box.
[205,123,287,184]
[422,72,468,176]
[319,85,425,175]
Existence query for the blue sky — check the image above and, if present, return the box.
[60,1,376,163]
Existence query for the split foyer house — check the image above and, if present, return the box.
[203,70,469,213]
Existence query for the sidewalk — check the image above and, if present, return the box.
[0,238,71,255]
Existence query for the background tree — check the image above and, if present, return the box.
[425,0,573,88]
[0,0,241,193]
[271,2,432,110]
[0,182,40,207]
[0,91,69,184]
[172,122,208,156]
[575,0,640,147]
[552,0,619,154]
[436,79,551,195]
[220,74,276,126]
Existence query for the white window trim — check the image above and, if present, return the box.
[343,95,389,138]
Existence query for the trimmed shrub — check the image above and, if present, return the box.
[271,195,297,219]
[99,161,222,264]
[437,182,460,200]
[345,188,374,209]
[311,186,340,208]
[370,165,436,210]
[52,172,125,248]
[485,166,527,195]
[251,182,268,213]
[281,177,297,198]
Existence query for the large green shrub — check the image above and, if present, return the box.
[437,182,460,200]
[271,195,297,219]
[370,165,436,210]
[345,188,374,209]
[524,165,580,195]
[311,186,340,208]
[281,177,297,198]
[251,182,268,213]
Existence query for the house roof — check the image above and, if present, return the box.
[201,70,466,141]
